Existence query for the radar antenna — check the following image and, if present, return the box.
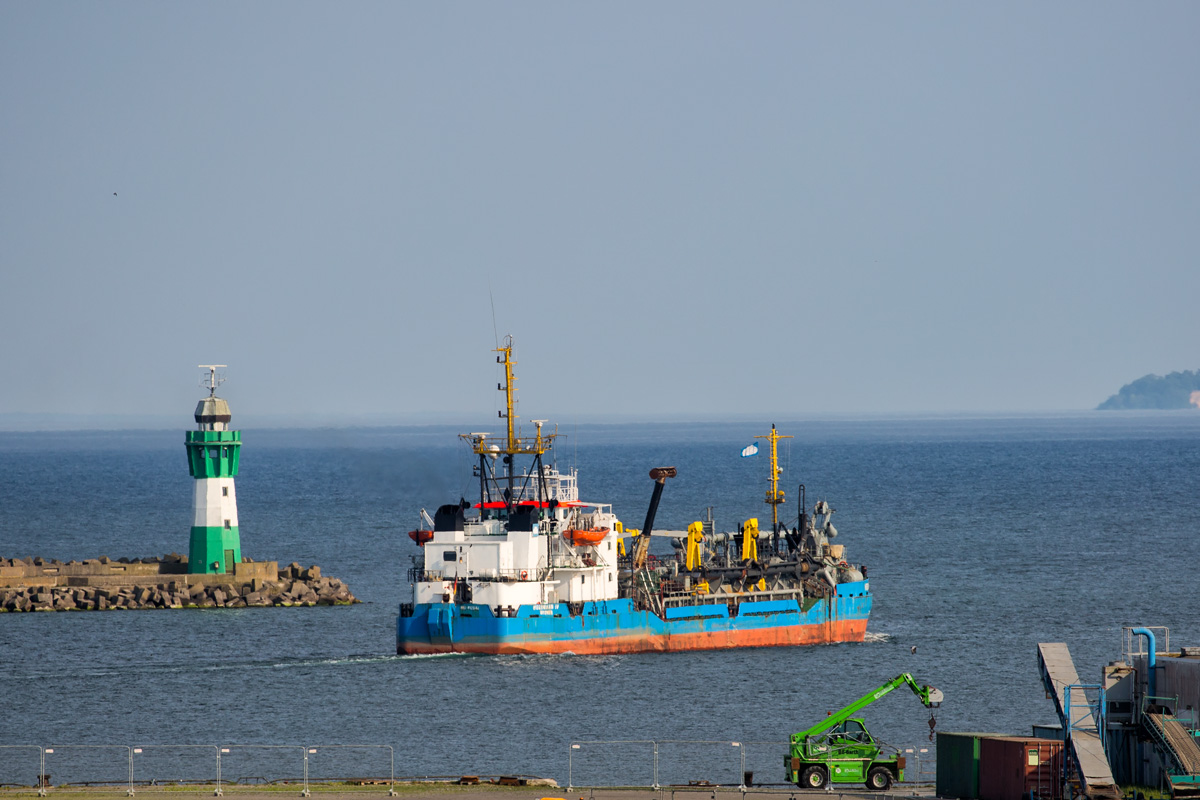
[198,364,227,397]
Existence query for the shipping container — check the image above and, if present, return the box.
[979,736,1063,800]
[937,732,1006,799]
[1031,724,1064,741]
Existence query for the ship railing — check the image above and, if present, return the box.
[410,568,547,583]
[660,588,804,609]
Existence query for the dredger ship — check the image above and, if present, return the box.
[395,337,872,655]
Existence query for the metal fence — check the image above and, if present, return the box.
[0,744,396,796]
[1,740,935,793]
[566,739,936,791]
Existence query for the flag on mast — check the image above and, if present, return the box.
[740,443,759,458]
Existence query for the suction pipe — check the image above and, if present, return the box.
[1131,627,1157,698]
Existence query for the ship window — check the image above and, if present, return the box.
[443,551,456,562]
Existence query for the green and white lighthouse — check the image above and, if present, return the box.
[186,365,242,574]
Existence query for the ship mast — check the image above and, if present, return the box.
[499,337,517,453]
[756,424,793,537]
[461,336,557,515]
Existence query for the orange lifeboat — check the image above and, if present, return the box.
[563,527,609,547]
[407,529,434,544]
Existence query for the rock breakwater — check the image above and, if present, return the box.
[0,556,359,612]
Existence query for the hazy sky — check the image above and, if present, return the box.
[3,3,1197,425]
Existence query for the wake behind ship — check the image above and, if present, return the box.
[396,337,871,655]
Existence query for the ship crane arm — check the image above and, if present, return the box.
[633,467,677,570]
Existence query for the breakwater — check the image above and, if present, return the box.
[0,555,358,612]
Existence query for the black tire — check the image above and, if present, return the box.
[866,766,893,791]
[801,765,828,789]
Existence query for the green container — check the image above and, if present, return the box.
[937,732,1005,799]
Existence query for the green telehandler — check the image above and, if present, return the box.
[784,672,944,791]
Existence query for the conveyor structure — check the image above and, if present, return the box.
[1038,642,1121,800]
[1144,713,1200,797]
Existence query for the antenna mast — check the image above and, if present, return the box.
[460,337,558,515]
[497,336,517,453]
[756,424,794,533]
[198,364,227,397]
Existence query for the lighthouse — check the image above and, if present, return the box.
[185,365,242,574]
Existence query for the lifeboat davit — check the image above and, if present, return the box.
[563,528,609,547]
[408,529,434,544]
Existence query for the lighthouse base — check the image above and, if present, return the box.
[188,525,242,574]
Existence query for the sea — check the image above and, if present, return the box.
[1,411,1198,788]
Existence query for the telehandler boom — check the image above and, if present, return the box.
[784,673,943,791]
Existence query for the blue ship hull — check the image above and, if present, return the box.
[397,580,871,654]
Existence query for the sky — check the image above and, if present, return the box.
[2,3,1198,427]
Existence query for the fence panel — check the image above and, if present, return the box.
[40,746,131,791]
[654,741,743,788]
[130,746,219,790]
[900,745,934,784]
[735,741,788,787]
[216,746,304,787]
[302,745,394,788]
[0,745,43,789]
[568,740,656,789]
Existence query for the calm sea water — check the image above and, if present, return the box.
[1,412,1198,787]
